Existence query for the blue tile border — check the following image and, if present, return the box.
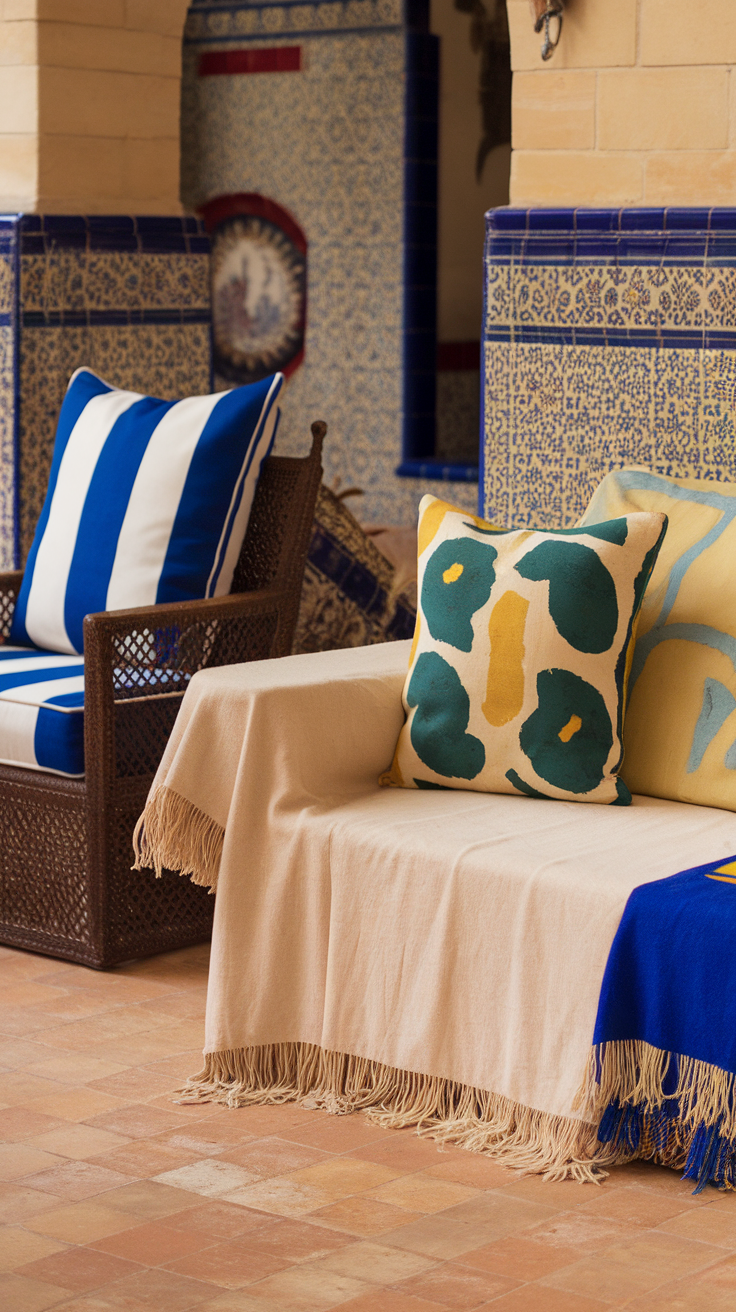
[396,458,479,482]
[19,215,209,256]
[485,206,736,268]
[400,29,439,472]
[22,309,211,329]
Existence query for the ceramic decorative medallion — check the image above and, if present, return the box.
[202,193,307,386]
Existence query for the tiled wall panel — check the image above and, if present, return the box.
[0,215,211,569]
[182,0,478,527]
[482,208,736,529]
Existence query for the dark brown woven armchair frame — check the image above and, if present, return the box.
[0,425,324,969]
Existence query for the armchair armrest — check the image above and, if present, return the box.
[83,585,291,791]
[0,571,24,640]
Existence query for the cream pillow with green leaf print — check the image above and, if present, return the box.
[385,496,667,805]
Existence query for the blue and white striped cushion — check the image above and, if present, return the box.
[0,647,85,776]
[11,368,283,656]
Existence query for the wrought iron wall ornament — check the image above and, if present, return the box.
[530,0,564,60]
[454,0,512,182]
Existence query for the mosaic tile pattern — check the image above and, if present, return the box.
[183,0,473,527]
[6,216,213,567]
[482,208,736,528]
[19,325,211,563]
[0,327,15,570]
[186,0,404,42]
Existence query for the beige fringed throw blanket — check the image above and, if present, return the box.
[134,643,736,1182]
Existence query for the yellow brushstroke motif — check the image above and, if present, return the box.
[418,499,451,556]
[706,873,736,885]
[443,562,463,584]
[408,610,421,670]
[715,860,736,877]
[483,590,528,727]
[558,714,582,743]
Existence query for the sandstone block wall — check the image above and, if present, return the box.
[508,0,736,206]
[0,0,189,213]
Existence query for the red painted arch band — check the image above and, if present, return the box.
[198,47,301,76]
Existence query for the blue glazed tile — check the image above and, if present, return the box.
[485,236,524,261]
[136,216,186,235]
[662,235,708,262]
[42,216,87,234]
[665,207,710,231]
[527,209,575,232]
[574,210,619,233]
[19,215,42,233]
[708,208,736,230]
[707,237,736,261]
[187,235,211,254]
[574,236,618,262]
[620,209,666,231]
[486,208,527,233]
[87,215,135,234]
[19,234,44,256]
[404,118,438,158]
[47,232,87,251]
[616,235,668,262]
[404,244,436,284]
[139,233,188,254]
[522,237,575,264]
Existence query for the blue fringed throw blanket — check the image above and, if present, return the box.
[582,853,736,1192]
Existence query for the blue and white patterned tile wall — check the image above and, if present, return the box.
[182,0,478,526]
[482,209,736,530]
[0,220,16,570]
[0,216,211,568]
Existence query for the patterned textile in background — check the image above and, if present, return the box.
[292,486,416,655]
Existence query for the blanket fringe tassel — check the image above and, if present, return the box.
[178,1041,612,1184]
[575,1040,736,1192]
[132,785,223,892]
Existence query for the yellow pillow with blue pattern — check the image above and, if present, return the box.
[385,496,667,805]
[580,469,736,811]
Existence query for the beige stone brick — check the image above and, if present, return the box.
[510,150,644,206]
[645,151,736,206]
[641,0,736,66]
[0,17,36,63]
[39,67,179,139]
[38,22,177,77]
[37,131,123,206]
[512,70,595,150]
[0,62,37,133]
[507,0,636,72]
[598,68,729,151]
[2,1,37,19]
[36,0,124,25]
[124,0,190,37]
[0,131,37,207]
[122,136,180,204]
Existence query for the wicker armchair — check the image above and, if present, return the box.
[0,424,324,969]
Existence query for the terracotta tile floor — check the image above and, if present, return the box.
[1,943,736,1311]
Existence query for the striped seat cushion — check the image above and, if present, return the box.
[11,367,283,656]
[0,647,85,777]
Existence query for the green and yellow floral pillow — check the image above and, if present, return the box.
[384,496,667,805]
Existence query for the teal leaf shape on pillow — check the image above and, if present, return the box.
[515,541,618,654]
[422,538,497,652]
[408,651,485,780]
[519,668,613,794]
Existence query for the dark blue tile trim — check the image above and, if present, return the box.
[22,308,211,328]
[20,215,209,255]
[484,207,736,268]
[396,459,479,482]
[401,29,438,467]
[0,312,11,327]
[483,323,736,351]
